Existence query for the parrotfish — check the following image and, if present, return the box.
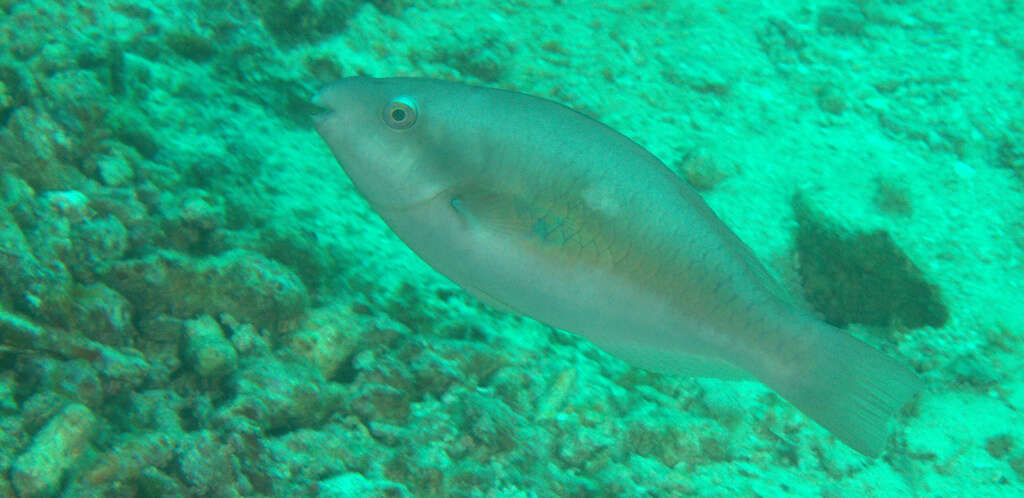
[312,77,921,457]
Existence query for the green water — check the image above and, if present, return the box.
[0,1,1022,496]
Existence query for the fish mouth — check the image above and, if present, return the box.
[310,90,336,128]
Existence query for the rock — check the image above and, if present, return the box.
[556,424,614,469]
[0,309,112,367]
[138,314,185,344]
[347,382,410,424]
[0,309,46,351]
[217,357,344,433]
[166,29,217,61]
[221,313,270,358]
[0,476,13,497]
[0,107,84,191]
[620,406,701,468]
[536,367,577,420]
[43,69,109,142]
[816,82,847,115]
[94,144,137,186]
[93,344,150,393]
[245,0,361,45]
[11,403,97,498]
[259,421,379,493]
[136,315,185,385]
[78,432,176,491]
[257,219,338,291]
[0,370,16,413]
[674,147,736,191]
[41,190,91,223]
[102,249,308,330]
[288,304,364,379]
[137,467,185,497]
[156,188,226,252]
[818,4,867,36]
[68,283,134,345]
[792,192,948,331]
[0,205,73,326]
[316,473,411,498]
[698,379,746,428]
[998,128,1024,181]
[18,392,67,436]
[123,389,188,434]
[19,357,102,408]
[184,315,238,379]
[68,215,129,279]
[0,172,34,210]
[664,61,730,95]
[176,430,247,496]
[87,186,154,250]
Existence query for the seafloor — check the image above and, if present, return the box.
[1,0,1022,496]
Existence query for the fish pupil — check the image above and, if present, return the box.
[391,109,406,121]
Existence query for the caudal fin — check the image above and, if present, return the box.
[764,323,923,457]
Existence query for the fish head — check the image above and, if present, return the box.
[312,77,469,211]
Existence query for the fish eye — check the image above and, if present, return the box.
[383,96,418,129]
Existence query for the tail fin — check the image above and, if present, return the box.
[762,321,923,457]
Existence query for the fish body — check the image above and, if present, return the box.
[313,77,921,457]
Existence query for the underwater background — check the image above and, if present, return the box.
[1,0,1023,496]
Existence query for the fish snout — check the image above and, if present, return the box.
[310,89,337,129]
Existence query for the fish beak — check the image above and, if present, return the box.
[310,89,335,128]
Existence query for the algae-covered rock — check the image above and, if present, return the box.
[41,190,91,223]
[245,0,362,45]
[621,406,701,468]
[0,476,13,498]
[67,283,133,345]
[184,315,238,379]
[0,370,16,413]
[0,107,84,191]
[87,142,138,187]
[221,313,271,358]
[0,62,30,121]
[68,215,129,279]
[135,314,185,385]
[216,357,344,433]
[0,309,46,352]
[344,349,415,422]
[674,147,736,191]
[818,4,867,36]
[0,201,74,326]
[155,188,227,253]
[43,69,112,159]
[0,310,107,365]
[258,218,340,291]
[288,304,364,379]
[4,189,129,325]
[101,249,308,330]
[137,467,185,497]
[316,473,411,498]
[176,430,250,496]
[262,421,390,495]
[792,192,948,331]
[998,129,1024,182]
[92,344,150,393]
[11,403,97,498]
[76,432,176,493]
[121,389,188,434]
[555,424,615,470]
[19,357,102,408]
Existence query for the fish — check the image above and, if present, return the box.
[312,77,922,457]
